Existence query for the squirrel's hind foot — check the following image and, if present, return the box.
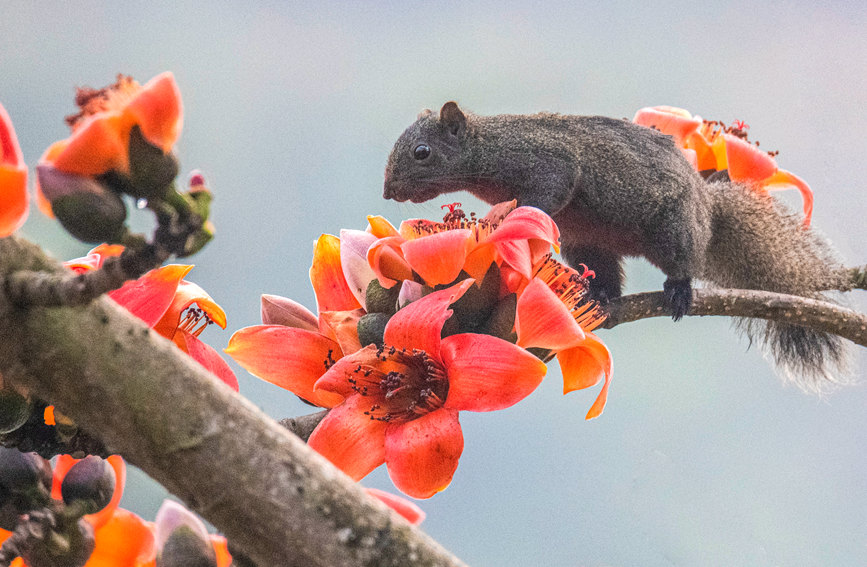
[663,278,693,321]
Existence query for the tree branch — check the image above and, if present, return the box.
[0,235,467,567]
[603,288,867,348]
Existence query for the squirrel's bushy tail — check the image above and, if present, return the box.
[702,181,851,389]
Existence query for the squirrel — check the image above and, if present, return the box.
[382,101,850,387]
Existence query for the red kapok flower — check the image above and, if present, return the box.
[35,72,183,217]
[0,102,29,236]
[633,105,813,225]
[308,279,547,498]
[65,246,238,391]
[515,256,612,420]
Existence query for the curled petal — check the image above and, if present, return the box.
[481,200,518,223]
[366,215,400,238]
[400,229,471,286]
[763,168,813,226]
[153,279,226,340]
[516,278,585,350]
[385,408,463,499]
[632,106,701,145]
[310,234,362,313]
[365,488,426,525]
[488,206,561,251]
[558,332,613,420]
[722,133,777,182]
[384,279,473,355]
[685,130,718,170]
[123,71,183,153]
[441,333,546,412]
[307,395,388,480]
[225,325,343,407]
[368,236,413,286]
[339,229,379,307]
[109,264,192,328]
[260,294,319,331]
[173,331,239,391]
[494,240,533,279]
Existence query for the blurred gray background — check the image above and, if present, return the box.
[2,1,866,565]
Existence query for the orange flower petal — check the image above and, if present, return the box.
[310,234,363,313]
[153,279,226,339]
[340,229,379,306]
[173,331,239,391]
[307,395,388,480]
[225,325,343,407]
[314,345,382,397]
[400,229,471,286]
[85,507,156,567]
[366,215,400,238]
[383,279,473,355]
[123,72,183,153]
[515,278,585,350]
[365,488,426,525]
[685,130,718,170]
[52,113,130,176]
[763,168,813,226]
[441,333,546,412]
[487,206,561,252]
[384,408,463,499]
[0,103,29,236]
[368,236,413,286]
[109,264,192,328]
[632,106,701,145]
[211,535,233,567]
[722,133,777,182]
[558,332,613,420]
[319,309,365,355]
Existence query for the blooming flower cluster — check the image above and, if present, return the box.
[227,202,612,498]
[633,105,813,225]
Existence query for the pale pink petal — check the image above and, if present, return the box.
[441,333,546,412]
[260,294,319,331]
[384,408,463,499]
[340,229,379,308]
[515,278,585,350]
[397,280,423,309]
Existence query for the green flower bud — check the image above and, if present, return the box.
[61,456,116,515]
[127,125,179,201]
[365,279,400,314]
[0,388,31,434]
[478,293,518,342]
[357,312,391,347]
[20,516,95,567]
[157,525,217,567]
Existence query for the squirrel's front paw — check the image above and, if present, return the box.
[663,278,692,322]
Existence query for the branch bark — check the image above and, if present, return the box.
[0,236,467,567]
[603,288,867,348]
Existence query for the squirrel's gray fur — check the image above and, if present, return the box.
[383,102,850,387]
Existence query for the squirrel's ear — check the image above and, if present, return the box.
[439,102,466,137]
[417,108,433,119]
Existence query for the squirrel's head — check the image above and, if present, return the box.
[383,101,468,203]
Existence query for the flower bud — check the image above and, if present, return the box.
[357,312,390,347]
[0,447,52,502]
[127,124,179,201]
[157,525,218,567]
[365,279,399,314]
[0,388,31,434]
[20,516,95,567]
[61,456,116,515]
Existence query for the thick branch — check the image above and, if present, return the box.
[604,288,867,348]
[0,236,467,567]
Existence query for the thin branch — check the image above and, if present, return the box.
[603,288,867,348]
[0,235,468,567]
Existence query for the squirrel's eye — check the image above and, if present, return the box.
[413,144,431,160]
